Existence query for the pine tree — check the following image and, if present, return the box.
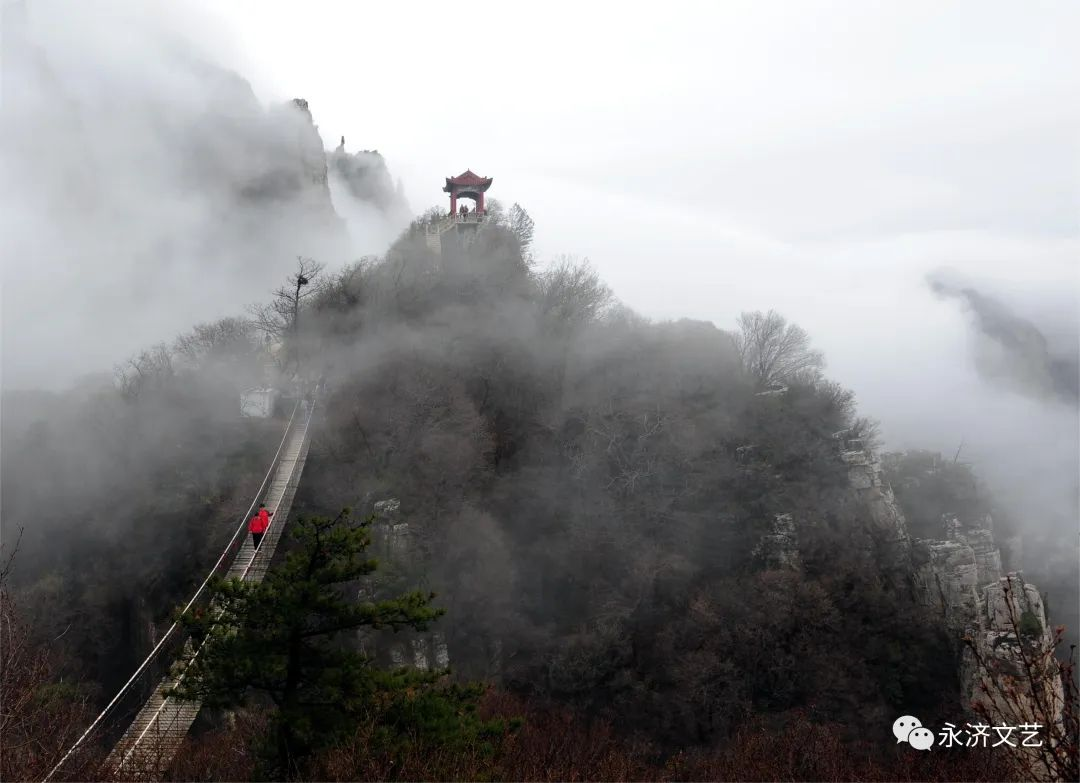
[170,509,479,777]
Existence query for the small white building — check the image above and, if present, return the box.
[240,387,279,418]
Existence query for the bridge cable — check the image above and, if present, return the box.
[42,398,302,782]
[113,393,317,772]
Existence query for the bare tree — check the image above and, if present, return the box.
[585,408,666,496]
[413,206,445,229]
[507,203,535,261]
[537,256,613,333]
[249,257,324,375]
[1,539,95,781]
[733,310,824,389]
[602,302,650,331]
[963,576,1078,782]
[115,343,174,401]
[483,197,506,224]
[173,317,258,368]
[849,416,882,452]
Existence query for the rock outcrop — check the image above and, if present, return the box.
[236,98,344,230]
[833,430,911,567]
[4,22,399,293]
[753,513,801,571]
[894,477,1063,782]
[329,139,411,218]
[843,442,1064,766]
[357,498,449,672]
[913,538,980,634]
[963,574,1066,782]
[961,527,1003,588]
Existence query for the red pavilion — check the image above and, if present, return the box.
[443,169,493,217]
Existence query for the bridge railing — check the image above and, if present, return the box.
[117,389,319,775]
[43,397,304,782]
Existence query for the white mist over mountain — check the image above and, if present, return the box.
[0,0,409,391]
[2,1,1075,608]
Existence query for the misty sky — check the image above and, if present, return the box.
[2,1,1078,523]
[207,0,1079,434]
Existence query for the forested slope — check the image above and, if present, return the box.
[295,212,959,743]
[1,206,1066,781]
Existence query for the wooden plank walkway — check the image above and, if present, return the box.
[105,401,315,781]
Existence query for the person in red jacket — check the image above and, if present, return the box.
[249,503,273,550]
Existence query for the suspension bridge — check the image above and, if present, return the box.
[43,389,318,782]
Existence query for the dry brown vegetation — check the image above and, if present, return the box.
[166,691,1014,782]
[7,220,1076,782]
[0,543,100,782]
[964,577,1079,782]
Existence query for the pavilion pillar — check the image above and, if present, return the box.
[443,171,492,219]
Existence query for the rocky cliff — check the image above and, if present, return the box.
[326,137,413,255]
[834,429,911,568]
[355,498,449,672]
[836,440,1066,754]
[3,20,414,386]
[329,138,410,218]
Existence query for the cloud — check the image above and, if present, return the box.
[3,0,1075,619]
[928,271,1078,405]
[0,0,408,391]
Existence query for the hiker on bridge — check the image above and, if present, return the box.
[249,503,273,549]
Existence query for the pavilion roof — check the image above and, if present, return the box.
[443,169,493,192]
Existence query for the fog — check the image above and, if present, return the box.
[3,8,1080,773]
[0,0,408,391]
[928,272,1077,406]
[2,0,1077,600]
[200,2,1078,467]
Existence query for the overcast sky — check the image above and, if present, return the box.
[3,1,1078,515]
[201,0,1079,447]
